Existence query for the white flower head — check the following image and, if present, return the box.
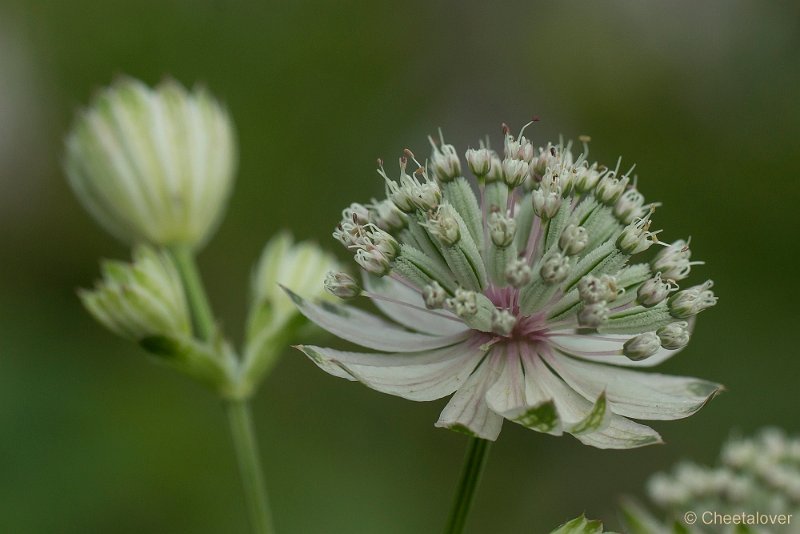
[292,125,720,447]
[65,77,237,249]
[631,429,800,530]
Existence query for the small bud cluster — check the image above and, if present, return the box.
[644,429,800,521]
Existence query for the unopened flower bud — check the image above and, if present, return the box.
[595,172,629,205]
[446,288,478,317]
[485,152,504,183]
[623,332,661,361]
[465,147,492,178]
[502,158,530,188]
[578,274,619,304]
[489,211,516,248]
[574,163,602,194]
[324,271,360,299]
[668,280,717,319]
[505,259,532,288]
[426,204,461,246]
[423,281,447,309]
[657,321,690,350]
[430,138,461,182]
[532,187,563,219]
[578,301,610,327]
[614,188,646,224]
[540,252,570,284]
[342,203,370,225]
[617,216,660,255]
[65,78,236,248]
[652,239,696,281]
[637,272,677,307]
[559,224,589,256]
[491,309,517,336]
[354,247,391,276]
[79,246,190,341]
[369,198,406,232]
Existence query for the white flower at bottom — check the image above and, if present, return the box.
[64,77,237,248]
[291,127,721,449]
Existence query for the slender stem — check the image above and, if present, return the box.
[168,245,216,341]
[226,400,275,534]
[443,437,492,534]
[167,244,275,534]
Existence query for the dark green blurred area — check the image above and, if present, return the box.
[1,1,798,532]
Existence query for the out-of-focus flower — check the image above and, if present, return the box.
[623,428,800,533]
[292,125,720,448]
[64,77,236,248]
[79,246,234,391]
[240,232,339,395]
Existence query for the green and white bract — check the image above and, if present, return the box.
[64,77,236,249]
[293,124,721,448]
[79,246,235,392]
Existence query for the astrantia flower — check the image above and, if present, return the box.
[623,429,800,533]
[291,125,721,448]
[64,77,236,248]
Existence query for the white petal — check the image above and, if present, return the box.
[544,350,721,421]
[297,340,485,401]
[549,318,696,368]
[486,343,561,434]
[363,274,468,337]
[520,350,603,436]
[285,287,470,352]
[573,415,663,449]
[435,354,504,440]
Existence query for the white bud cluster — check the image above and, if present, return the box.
[652,239,700,281]
[465,147,493,178]
[324,271,360,299]
[488,211,516,248]
[429,136,462,182]
[559,224,589,256]
[531,170,564,219]
[668,280,717,319]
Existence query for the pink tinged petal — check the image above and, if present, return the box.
[485,344,561,434]
[548,318,696,368]
[284,287,470,352]
[544,350,722,421]
[435,353,504,441]
[363,274,468,337]
[297,341,486,401]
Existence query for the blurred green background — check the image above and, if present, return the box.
[1,1,798,532]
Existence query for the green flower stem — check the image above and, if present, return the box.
[167,245,275,534]
[168,245,216,341]
[226,399,275,534]
[444,437,492,534]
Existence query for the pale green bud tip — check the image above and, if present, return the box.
[657,321,690,350]
[465,147,492,177]
[491,309,517,336]
[79,246,190,341]
[429,134,461,182]
[324,271,360,299]
[637,272,678,307]
[488,211,516,248]
[623,332,661,361]
[540,252,570,284]
[578,274,620,304]
[65,76,237,248]
[578,301,610,327]
[446,288,479,317]
[505,259,532,288]
[422,281,447,309]
[425,204,461,246]
[559,224,588,256]
[668,280,717,319]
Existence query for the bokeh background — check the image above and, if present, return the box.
[1,1,798,532]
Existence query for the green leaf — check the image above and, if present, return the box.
[550,514,606,534]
